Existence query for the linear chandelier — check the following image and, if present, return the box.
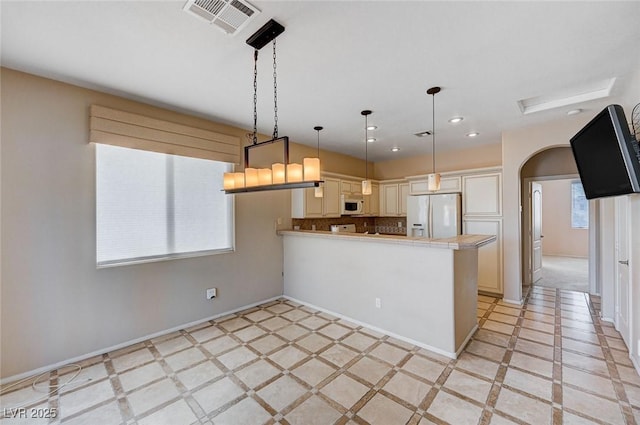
[224,19,322,194]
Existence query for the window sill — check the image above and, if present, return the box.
[97,248,235,269]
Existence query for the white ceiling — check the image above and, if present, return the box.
[2,1,640,162]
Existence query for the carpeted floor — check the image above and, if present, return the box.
[535,255,589,292]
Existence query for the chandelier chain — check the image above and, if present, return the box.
[252,50,258,145]
[272,39,278,139]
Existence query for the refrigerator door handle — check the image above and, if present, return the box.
[428,199,433,238]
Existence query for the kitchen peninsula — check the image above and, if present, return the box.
[280,230,496,358]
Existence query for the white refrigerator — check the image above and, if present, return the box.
[406,193,462,239]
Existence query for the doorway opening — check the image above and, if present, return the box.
[520,147,596,297]
[533,178,589,293]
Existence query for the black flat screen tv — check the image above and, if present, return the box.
[570,104,640,200]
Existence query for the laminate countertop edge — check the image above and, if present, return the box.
[277,230,496,250]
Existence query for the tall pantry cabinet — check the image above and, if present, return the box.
[462,170,503,295]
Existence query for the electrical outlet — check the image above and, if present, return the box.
[206,288,217,299]
[375,297,381,308]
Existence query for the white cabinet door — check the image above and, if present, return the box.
[409,176,461,195]
[292,177,341,218]
[291,188,322,218]
[341,180,363,195]
[439,176,462,193]
[364,184,379,216]
[409,180,429,195]
[463,173,502,216]
[379,183,408,216]
[381,184,399,216]
[464,218,503,294]
[399,183,409,216]
[323,178,341,217]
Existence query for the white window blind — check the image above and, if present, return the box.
[96,144,234,266]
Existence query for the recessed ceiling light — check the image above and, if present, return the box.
[414,131,431,137]
[367,125,378,131]
[567,108,582,115]
[367,137,376,143]
[466,132,480,137]
[448,117,464,123]
[391,147,400,152]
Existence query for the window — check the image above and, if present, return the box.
[96,144,234,267]
[571,180,588,229]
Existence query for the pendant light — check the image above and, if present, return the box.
[223,19,322,194]
[361,110,372,195]
[427,86,441,191]
[313,126,324,198]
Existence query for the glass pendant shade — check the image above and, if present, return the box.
[223,173,235,190]
[287,163,303,182]
[362,180,372,195]
[314,185,324,198]
[258,168,272,185]
[303,157,320,181]
[428,173,441,191]
[272,163,286,184]
[244,168,259,187]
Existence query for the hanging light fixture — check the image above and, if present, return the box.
[224,19,323,194]
[427,86,441,191]
[361,110,372,195]
[312,126,324,198]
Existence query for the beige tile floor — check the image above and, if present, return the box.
[1,286,638,424]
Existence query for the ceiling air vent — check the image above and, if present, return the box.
[183,0,260,35]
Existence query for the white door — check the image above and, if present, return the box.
[532,182,543,283]
[615,196,631,348]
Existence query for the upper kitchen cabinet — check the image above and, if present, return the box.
[292,177,341,218]
[363,183,379,216]
[379,182,409,216]
[462,172,502,216]
[322,177,341,217]
[408,176,461,195]
[340,180,362,195]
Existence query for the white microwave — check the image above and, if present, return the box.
[341,194,364,215]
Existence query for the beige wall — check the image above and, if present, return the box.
[0,70,313,378]
[0,68,373,379]
[374,143,502,180]
[540,179,588,257]
[501,113,611,303]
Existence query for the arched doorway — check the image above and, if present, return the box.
[519,147,595,296]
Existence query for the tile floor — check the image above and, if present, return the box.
[1,286,638,424]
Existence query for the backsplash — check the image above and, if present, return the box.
[292,216,406,235]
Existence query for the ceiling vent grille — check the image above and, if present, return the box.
[183,0,260,35]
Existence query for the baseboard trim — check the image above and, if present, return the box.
[456,324,479,358]
[502,298,524,306]
[1,295,282,385]
[283,295,459,359]
[630,353,640,378]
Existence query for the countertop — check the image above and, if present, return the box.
[278,229,496,250]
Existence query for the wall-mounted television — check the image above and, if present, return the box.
[570,104,640,199]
